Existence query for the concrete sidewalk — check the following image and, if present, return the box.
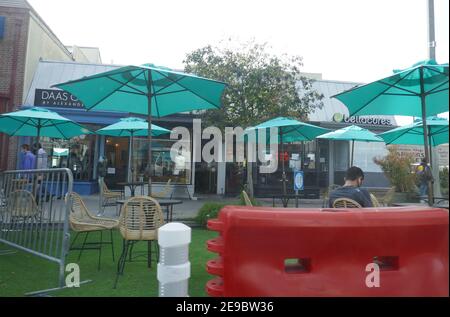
[81,194,325,221]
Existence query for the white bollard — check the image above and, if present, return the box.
[157,223,191,297]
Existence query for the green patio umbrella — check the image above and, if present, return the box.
[332,59,448,204]
[379,116,448,147]
[0,107,91,167]
[53,64,226,195]
[245,117,330,195]
[96,117,170,181]
[317,125,384,167]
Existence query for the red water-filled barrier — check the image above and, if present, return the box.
[206,206,449,297]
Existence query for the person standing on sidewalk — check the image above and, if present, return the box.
[33,143,48,170]
[416,158,434,203]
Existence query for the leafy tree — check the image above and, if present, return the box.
[183,41,324,130]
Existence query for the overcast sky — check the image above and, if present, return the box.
[28,0,448,82]
[27,0,449,124]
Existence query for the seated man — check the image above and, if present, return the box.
[329,166,373,207]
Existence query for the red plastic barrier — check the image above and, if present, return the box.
[206,206,449,297]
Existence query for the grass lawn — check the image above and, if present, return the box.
[0,228,217,297]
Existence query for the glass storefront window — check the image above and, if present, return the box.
[39,134,96,181]
[353,141,388,172]
[133,138,192,185]
[334,140,350,171]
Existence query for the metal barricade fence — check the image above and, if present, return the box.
[0,168,73,288]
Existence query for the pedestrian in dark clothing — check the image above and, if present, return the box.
[329,166,373,207]
[416,158,433,202]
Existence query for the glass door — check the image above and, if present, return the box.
[104,137,129,189]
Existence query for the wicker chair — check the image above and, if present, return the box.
[379,186,396,206]
[114,196,165,288]
[8,190,41,221]
[99,179,124,215]
[332,197,363,208]
[151,179,172,199]
[11,178,29,191]
[67,192,119,270]
[322,184,341,208]
[370,193,381,207]
[242,190,253,206]
[0,188,6,222]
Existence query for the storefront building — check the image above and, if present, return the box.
[224,80,399,198]
[17,57,448,199]
[20,59,197,196]
[0,0,100,171]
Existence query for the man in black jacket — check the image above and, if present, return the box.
[329,166,373,207]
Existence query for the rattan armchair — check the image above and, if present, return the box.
[242,190,253,206]
[99,179,124,215]
[8,190,41,221]
[379,186,396,206]
[332,197,363,208]
[151,179,172,199]
[0,188,6,222]
[322,184,341,208]
[67,192,119,270]
[114,196,165,288]
[370,193,381,207]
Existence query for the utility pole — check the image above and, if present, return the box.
[427,0,436,60]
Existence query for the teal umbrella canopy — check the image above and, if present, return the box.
[317,125,384,142]
[54,63,226,194]
[0,106,91,139]
[245,117,330,143]
[332,60,449,117]
[379,116,449,147]
[317,125,384,167]
[53,64,227,117]
[97,117,170,183]
[96,117,170,137]
[245,117,329,195]
[332,60,448,203]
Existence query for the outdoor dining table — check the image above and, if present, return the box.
[116,199,183,222]
[117,182,145,197]
[272,194,300,208]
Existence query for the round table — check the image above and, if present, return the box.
[116,199,183,222]
[117,182,145,197]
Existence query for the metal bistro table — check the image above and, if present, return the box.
[117,199,183,222]
[272,194,300,208]
[117,182,145,197]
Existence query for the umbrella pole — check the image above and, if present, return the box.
[281,131,287,196]
[146,70,153,197]
[130,131,134,183]
[419,67,433,206]
[351,140,355,167]
[147,94,153,197]
[36,120,41,170]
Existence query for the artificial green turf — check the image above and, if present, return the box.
[0,228,217,297]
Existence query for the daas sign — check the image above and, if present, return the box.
[34,89,85,109]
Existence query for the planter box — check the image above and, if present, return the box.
[392,192,419,203]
